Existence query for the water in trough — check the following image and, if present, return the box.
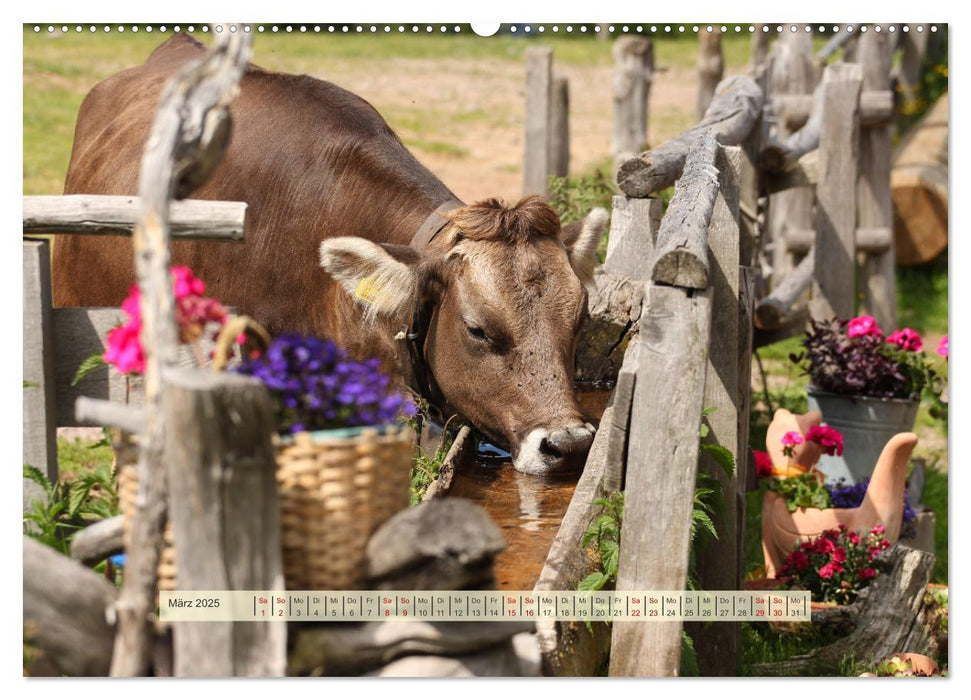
[449,387,612,590]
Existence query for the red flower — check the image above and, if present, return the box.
[888,328,923,352]
[847,315,883,338]
[788,550,810,571]
[831,547,847,564]
[805,425,845,456]
[818,562,838,579]
[754,450,773,479]
[858,567,877,580]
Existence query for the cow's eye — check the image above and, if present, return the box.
[466,324,490,343]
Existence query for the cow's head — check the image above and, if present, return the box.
[319,196,608,474]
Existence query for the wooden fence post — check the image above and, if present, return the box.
[612,36,653,160]
[164,368,285,676]
[766,29,816,287]
[550,74,570,178]
[697,29,724,120]
[810,63,863,322]
[688,145,742,675]
[603,195,662,279]
[749,25,771,81]
[23,239,58,482]
[523,47,553,197]
[857,30,897,331]
[110,30,251,677]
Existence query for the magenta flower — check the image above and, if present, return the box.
[781,430,804,459]
[805,425,845,456]
[818,562,838,579]
[847,315,883,338]
[887,328,923,352]
[754,450,773,479]
[103,322,145,374]
[938,335,948,360]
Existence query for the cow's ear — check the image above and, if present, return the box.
[320,237,418,321]
[562,207,609,284]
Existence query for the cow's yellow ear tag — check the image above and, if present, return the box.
[355,276,382,304]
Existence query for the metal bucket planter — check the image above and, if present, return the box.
[807,387,920,485]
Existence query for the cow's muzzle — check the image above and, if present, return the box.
[512,423,595,475]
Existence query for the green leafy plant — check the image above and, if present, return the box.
[72,351,108,386]
[579,492,624,591]
[23,462,120,555]
[409,412,465,506]
[548,162,618,263]
[767,471,832,512]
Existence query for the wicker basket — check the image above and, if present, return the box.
[275,424,415,590]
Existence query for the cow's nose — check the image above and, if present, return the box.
[540,424,595,458]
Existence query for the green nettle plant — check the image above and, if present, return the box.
[23,462,120,555]
[579,492,624,592]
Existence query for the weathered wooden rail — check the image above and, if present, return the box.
[757,26,901,337]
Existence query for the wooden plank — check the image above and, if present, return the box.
[70,515,125,567]
[689,145,741,675]
[164,367,285,676]
[697,29,724,120]
[51,307,223,426]
[23,238,59,481]
[609,283,712,677]
[810,63,862,322]
[550,75,570,178]
[24,537,119,677]
[857,30,897,332]
[748,25,771,81]
[535,402,616,676]
[604,195,661,279]
[523,47,553,197]
[23,195,247,240]
[650,131,719,289]
[605,339,639,493]
[612,36,654,160]
[771,90,892,130]
[764,150,819,194]
[110,30,251,678]
[615,75,762,197]
[764,29,815,287]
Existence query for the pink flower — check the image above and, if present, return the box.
[887,328,923,352]
[831,547,847,564]
[847,315,883,338]
[781,430,804,458]
[858,567,877,580]
[172,266,206,299]
[818,562,838,579]
[805,425,845,456]
[938,335,948,360]
[871,524,886,535]
[103,322,145,374]
[754,450,773,479]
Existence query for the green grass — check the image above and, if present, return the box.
[922,461,948,584]
[56,433,115,482]
[896,254,949,336]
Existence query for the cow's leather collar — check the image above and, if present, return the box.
[397,198,464,423]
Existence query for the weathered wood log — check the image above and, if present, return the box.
[535,401,617,676]
[604,195,662,279]
[810,63,862,322]
[764,29,816,287]
[23,195,247,240]
[523,47,553,197]
[748,25,771,81]
[857,30,897,332]
[70,515,125,567]
[604,339,638,493]
[697,30,724,120]
[689,146,741,675]
[650,131,719,289]
[74,397,145,434]
[111,30,251,678]
[23,238,58,481]
[422,425,473,501]
[753,307,811,349]
[764,151,819,194]
[892,94,948,265]
[23,537,118,676]
[749,546,938,676]
[755,250,815,330]
[786,226,891,255]
[162,367,285,676]
[771,90,892,131]
[612,36,654,160]
[615,75,762,197]
[609,283,712,676]
[550,75,570,178]
[575,268,644,384]
[817,24,860,62]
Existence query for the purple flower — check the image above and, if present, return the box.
[235,333,415,434]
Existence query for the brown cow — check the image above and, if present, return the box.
[53,34,608,474]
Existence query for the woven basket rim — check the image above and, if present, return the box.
[277,422,412,444]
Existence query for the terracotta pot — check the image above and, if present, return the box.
[765,408,823,472]
[761,431,918,578]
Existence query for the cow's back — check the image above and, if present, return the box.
[53,34,453,348]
